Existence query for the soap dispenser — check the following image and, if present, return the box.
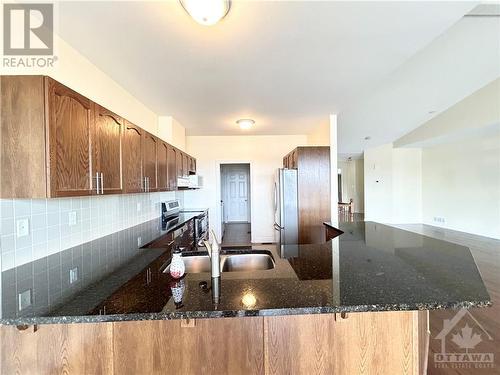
[169,247,185,279]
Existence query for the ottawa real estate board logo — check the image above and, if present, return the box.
[434,309,495,370]
[2,3,56,68]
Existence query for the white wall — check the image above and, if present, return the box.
[183,135,308,243]
[422,133,500,239]
[364,144,422,224]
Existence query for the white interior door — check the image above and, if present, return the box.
[225,166,250,222]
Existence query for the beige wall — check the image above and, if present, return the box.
[158,116,187,150]
[308,122,330,146]
[422,133,500,239]
[183,135,308,243]
[1,35,158,134]
[338,159,364,213]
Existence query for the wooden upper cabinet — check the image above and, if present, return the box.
[122,121,143,193]
[1,76,200,198]
[182,153,189,177]
[93,104,123,195]
[1,76,47,198]
[157,141,169,191]
[167,145,177,190]
[142,132,158,192]
[46,78,93,197]
[176,149,183,178]
[188,157,196,174]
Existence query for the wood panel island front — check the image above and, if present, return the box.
[0,221,490,375]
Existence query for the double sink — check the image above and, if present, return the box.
[164,249,275,274]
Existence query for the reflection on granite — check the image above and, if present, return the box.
[0,221,491,325]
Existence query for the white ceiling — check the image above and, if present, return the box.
[58,1,478,147]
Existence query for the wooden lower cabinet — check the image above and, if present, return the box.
[0,311,428,375]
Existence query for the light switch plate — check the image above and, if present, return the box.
[68,211,77,226]
[18,289,32,311]
[16,218,30,238]
[137,236,142,247]
[69,267,78,284]
[137,203,141,212]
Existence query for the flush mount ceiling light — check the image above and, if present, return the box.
[236,119,255,130]
[180,0,231,26]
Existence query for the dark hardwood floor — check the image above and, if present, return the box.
[221,223,252,247]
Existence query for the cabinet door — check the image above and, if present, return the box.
[189,157,196,174]
[142,132,158,192]
[167,145,177,190]
[182,153,189,177]
[291,149,298,169]
[122,121,143,193]
[93,105,123,195]
[283,156,288,168]
[113,317,264,375]
[157,141,169,191]
[46,78,93,197]
[176,149,183,178]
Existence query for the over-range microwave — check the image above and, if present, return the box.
[188,175,203,189]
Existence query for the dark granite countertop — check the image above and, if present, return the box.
[0,220,490,325]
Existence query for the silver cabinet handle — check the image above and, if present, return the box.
[100,173,104,194]
[143,177,147,192]
[95,172,100,194]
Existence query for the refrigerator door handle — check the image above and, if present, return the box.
[273,181,278,214]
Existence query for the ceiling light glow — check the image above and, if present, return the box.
[236,119,255,130]
[180,0,231,26]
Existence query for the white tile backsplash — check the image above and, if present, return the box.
[0,191,179,271]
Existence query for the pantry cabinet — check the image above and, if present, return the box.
[0,75,197,198]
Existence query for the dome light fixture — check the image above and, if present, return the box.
[180,0,231,26]
[236,119,255,130]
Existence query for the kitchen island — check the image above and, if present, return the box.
[0,220,490,374]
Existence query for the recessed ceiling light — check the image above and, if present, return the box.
[180,0,231,26]
[236,119,255,130]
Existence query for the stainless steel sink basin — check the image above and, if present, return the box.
[221,253,275,272]
[163,250,275,274]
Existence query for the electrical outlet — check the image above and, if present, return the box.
[16,218,30,238]
[69,267,78,284]
[137,236,142,247]
[68,211,77,226]
[137,203,141,212]
[18,289,32,311]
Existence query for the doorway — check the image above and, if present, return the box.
[220,163,251,246]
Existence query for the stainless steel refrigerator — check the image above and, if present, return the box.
[274,169,298,252]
